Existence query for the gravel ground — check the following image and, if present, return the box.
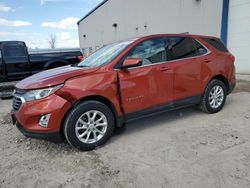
[0,78,250,188]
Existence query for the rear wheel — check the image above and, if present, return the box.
[63,100,114,150]
[200,79,227,113]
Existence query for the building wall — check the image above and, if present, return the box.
[78,0,223,55]
[227,0,250,74]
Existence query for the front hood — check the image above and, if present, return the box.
[16,65,99,90]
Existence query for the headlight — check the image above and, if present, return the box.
[23,84,63,102]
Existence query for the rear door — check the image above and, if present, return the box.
[118,37,173,114]
[165,37,208,101]
[2,42,30,80]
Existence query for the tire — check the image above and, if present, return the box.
[200,79,227,113]
[63,100,114,150]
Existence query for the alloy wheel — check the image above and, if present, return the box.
[75,110,108,144]
[208,85,224,109]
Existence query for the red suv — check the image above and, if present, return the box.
[12,34,235,150]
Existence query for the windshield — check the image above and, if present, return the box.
[78,40,135,68]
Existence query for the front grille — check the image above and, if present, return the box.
[12,88,26,112]
[12,96,22,112]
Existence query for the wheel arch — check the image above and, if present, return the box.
[60,95,125,138]
[211,74,229,93]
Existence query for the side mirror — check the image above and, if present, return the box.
[121,58,142,69]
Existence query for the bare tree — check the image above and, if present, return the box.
[47,34,57,49]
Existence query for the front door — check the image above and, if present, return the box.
[118,37,173,114]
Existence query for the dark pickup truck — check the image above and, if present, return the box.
[0,41,83,82]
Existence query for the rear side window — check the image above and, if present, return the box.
[202,37,228,52]
[3,43,27,57]
[166,37,207,61]
[126,38,166,65]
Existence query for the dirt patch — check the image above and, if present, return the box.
[0,90,250,187]
[0,112,12,124]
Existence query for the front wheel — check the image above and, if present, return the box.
[200,79,227,113]
[63,100,114,150]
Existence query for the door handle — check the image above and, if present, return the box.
[159,66,169,71]
[204,59,211,63]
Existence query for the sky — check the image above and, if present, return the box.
[0,0,102,49]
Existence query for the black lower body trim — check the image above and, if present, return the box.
[125,95,201,122]
[116,116,126,127]
[228,83,236,94]
[16,122,62,142]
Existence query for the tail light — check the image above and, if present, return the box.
[229,55,236,81]
[77,55,84,62]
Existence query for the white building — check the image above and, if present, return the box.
[78,0,250,73]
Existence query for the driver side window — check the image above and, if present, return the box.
[126,38,166,66]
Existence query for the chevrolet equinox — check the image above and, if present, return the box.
[12,34,236,150]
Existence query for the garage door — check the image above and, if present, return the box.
[228,0,250,74]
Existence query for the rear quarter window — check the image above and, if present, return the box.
[202,37,228,52]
